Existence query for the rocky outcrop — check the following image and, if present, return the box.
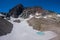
[20,6,44,19]
[28,17,60,31]
[9,4,24,18]
[0,18,13,36]
[20,6,57,19]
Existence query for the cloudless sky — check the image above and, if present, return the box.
[0,0,60,13]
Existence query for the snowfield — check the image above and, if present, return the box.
[0,16,57,40]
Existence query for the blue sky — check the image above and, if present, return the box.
[0,0,60,13]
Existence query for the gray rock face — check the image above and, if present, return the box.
[9,4,24,18]
[0,18,13,36]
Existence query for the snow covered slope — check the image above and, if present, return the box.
[0,15,57,40]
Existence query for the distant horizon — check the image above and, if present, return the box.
[0,0,60,13]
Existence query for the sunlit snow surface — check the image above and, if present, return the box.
[57,14,60,17]
[0,16,57,40]
[0,13,5,16]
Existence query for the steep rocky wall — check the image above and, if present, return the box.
[0,18,13,36]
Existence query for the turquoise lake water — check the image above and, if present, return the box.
[36,32,45,35]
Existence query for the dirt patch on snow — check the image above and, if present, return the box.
[27,17,60,40]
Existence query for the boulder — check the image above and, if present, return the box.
[13,19,20,23]
[0,18,13,36]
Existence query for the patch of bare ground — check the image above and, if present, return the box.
[27,17,60,40]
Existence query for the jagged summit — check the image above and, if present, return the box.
[9,4,24,18]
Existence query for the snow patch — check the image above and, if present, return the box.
[35,16,41,18]
[0,13,5,16]
[43,16,47,18]
[57,14,60,17]
[0,17,57,40]
[25,15,34,20]
[35,12,41,16]
[35,12,39,15]
[34,12,42,18]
